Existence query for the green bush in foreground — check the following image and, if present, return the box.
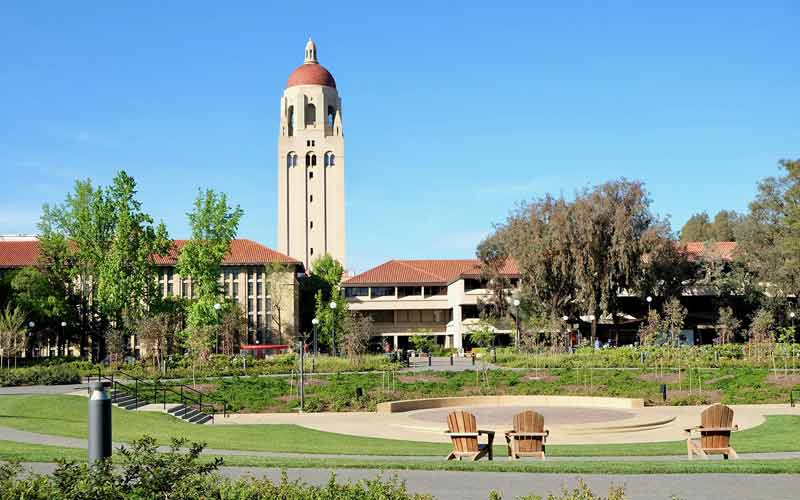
[0,363,81,387]
[0,436,629,499]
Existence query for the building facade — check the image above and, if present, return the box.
[277,39,346,270]
[341,259,520,350]
[0,238,303,346]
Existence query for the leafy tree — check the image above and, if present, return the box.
[0,304,26,369]
[310,254,344,288]
[715,306,741,344]
[264,261,293,343]
[499,194,576,325]
[409,332,436,354]
[746,308,774,344]
[9,266,74,356]
[680,212,712,241]
[641,222,693,302]
[570,180,654,343]
[313,287,346,354]
[177,189,243,330]
[662,298,687,346]
[467,321,496,349]
[637,309,663,346]
[97,171,170,332]
[218,303,246,356]
[711,210,743,241]
[339,311,373,359]
[476,231,512,319]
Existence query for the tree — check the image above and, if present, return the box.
[476,231,512,319]
[641,222,693,302]
[0,305,26,369]
[499,195,576,325]
[737,160,800,298]
[570,180,654,343]
[217,304,246,356]
[637,309,663,346]
[746,308,774,344]
[310,254,344,288]
[313,287,346,353]
[264,262,293,343]
[409,332,436,354]
[339,311,373,359]
[662,298,687,346]
[97,171,170,332]
[715,306,741,344]
[680,212,712,241]
[177,189,243,330]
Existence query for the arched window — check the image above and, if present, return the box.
[305,153,310,167]
[327,106,335,127]
[305,103,316,126]
[329,153,335,166]
[287,106,294,136]
[311,154,317,166]
[286,152,297,168]
[324,152,335,167]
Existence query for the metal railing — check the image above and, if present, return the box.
[89,368,228,422]
[791,389,799,408]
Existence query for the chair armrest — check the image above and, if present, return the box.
[445,432,479,438]
[698,427,735,432]
[478,430,496,437]
[508,432,549,437]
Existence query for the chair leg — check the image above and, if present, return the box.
[446,452,455,461]
[728,448,738,460]
[687,439,693,460]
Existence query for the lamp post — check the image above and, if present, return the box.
[512,299,521,350]
[297,330,308,412]
[562,315,570,351]
[646,296,652,314]
[311,318,319,356]
[60,321,67,358]
[791,311,796,329]
[329,301,337,356]
[213,303,221,354]
[28,321,35,359]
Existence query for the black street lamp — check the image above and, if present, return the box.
[329,301,337,356]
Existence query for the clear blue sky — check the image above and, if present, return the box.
[1,2,798,273]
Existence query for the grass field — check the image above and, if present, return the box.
[0,439,799,475]
[2,395,800,458]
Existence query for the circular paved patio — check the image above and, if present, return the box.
[408,405,636,425]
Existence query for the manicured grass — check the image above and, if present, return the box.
[2,395,800,457]
[0,440,799,474]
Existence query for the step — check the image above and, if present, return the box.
[117,400,149,410]
[113,395,136,404]
[179,408,202,420]
[167,404,186,415]
[173,407,198,418]
[186,410,212,423]
[189,413,213,425]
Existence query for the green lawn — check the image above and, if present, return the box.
[1,395,800,457]
[0,440,799,475]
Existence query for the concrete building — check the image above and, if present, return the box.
[0,238,303,345]
[341,259,520,350]
[277,38,346,271]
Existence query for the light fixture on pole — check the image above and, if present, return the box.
[60,321,67,358]
[512,299,521,350]
[329,301,337,356]
[646,296,653,313]
[213,303,222,353]
[791,311,796,328]
[28,321,35,359]
[311,317,319,356]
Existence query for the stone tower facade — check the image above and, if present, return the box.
[277,39,345,270]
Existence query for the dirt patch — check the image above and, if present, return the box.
[663,389,722,404]
[185,383,215,393]
[398,374,446,384]
[521,374,557,383]
[301,377,329,387]
[637,373,680,384]
[767,373,800,388]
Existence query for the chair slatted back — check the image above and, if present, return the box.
[513,410,545,453]
[700,404,734,450]
[447,411,478,453]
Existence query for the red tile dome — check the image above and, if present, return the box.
[286,63,336,89]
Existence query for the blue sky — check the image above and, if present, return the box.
[1,1,798,273]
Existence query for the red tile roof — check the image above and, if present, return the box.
[343,259,519,286]
[0,240,40,269]
[0,239,299,269]
[681,241,738,262]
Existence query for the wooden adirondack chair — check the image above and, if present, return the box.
[445,411,495,461]
[686,404,739,460]
[504,410,549,460]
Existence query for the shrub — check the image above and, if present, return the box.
[0,363,81,387]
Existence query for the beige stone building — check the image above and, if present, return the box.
[341,259,520,350]
[0,238,304,346]
[277,39,346,270]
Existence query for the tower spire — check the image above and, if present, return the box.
[304,37,317,64]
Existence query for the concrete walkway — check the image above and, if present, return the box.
[17,463,800,500]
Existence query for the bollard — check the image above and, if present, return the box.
[356,387,364,399]
[640,351,645,364]
[88,381,112,464]
[472,353,475,366]
[660,383,667,402]
[492,348,497,363]
[428,353,432,367]
[714,351,719,367]
[450,353,453,366]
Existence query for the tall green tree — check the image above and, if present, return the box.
[680,212,712,241]
[177,189,243,329]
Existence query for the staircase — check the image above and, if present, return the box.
[92,369,228,425]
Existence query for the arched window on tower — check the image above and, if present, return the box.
[287,152,297,168]
[311,154,317,166]
[305,103,316,126]
[287,106,294,136]
[324,152,336,167]
[327,106,335,128]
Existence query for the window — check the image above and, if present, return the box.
[371,287,395,298]
[310,221,314,229]
[324,152,336,167]
[181,278,188,297]
[398,286,422,298]
[287,106,294,136]
[305,153,317,167]
[426,286,447,297]
[305,103,316,126]
[167,269,174,296]
[309,194,313,203]
[310,247,314,256]
[344,287,369,298]
[286,152,297,168]
[309,171,314,179]
[327,106,335,127]
[232,270,239,298]
[464,278,486,291]
[368,310,394,323]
